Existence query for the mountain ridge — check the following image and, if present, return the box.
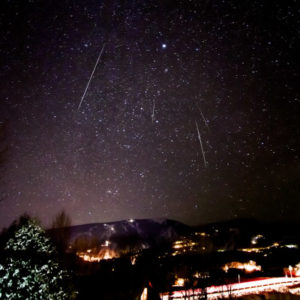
[48,218,192,250]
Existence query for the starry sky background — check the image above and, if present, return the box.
[0,0,299,229]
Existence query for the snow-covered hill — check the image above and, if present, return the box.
[49,218,191,251]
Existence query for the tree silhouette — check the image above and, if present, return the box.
[0,122,8,202]
[51,210,72,253]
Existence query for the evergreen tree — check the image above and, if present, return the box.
[0,217,77,299]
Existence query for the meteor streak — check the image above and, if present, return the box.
[78,44,106,110]
[195,120,208,167]
[151,100,156,123]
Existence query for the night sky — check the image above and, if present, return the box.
[0,0,299,229]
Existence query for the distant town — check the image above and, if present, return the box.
[45,217,300,299]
